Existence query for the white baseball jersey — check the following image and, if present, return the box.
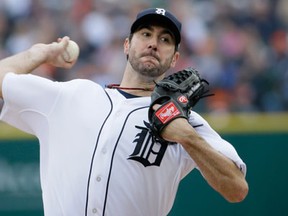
[0,73,246,216]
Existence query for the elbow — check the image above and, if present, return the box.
[225,181,249,203]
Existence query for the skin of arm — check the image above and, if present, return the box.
[0,36,75,99]
[161,117,249,203]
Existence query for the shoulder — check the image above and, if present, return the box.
[3,72,53,87]
[3,73,106,103]
[5,72,103,87]
[62,78,102,89]
[3,73,103,91]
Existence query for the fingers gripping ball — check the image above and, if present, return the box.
[62,40,80,63]
[148,67,212,142]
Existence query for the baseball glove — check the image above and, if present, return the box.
[148,67,212,143]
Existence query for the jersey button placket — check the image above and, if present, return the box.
[89,109,121,215]
[88,146,109,215]
[92,208,97,214]
[96,175,102,182]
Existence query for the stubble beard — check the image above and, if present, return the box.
[128,53,172,79]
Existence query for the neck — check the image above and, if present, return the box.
[106,84,154,91]
[106,84,154,97]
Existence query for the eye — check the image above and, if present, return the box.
[161,37,169,42]
[160,36,172,44]
[142,31,151,37]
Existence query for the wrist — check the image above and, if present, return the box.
[161,118,199,144]
[28,43,49,65]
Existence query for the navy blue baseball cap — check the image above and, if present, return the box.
[130,8,182,45]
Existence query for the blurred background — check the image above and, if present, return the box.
[0,0,287,215]
[0,0,288,112]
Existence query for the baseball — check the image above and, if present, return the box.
[62,40,80,63]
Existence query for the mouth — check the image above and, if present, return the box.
[143,55,158,62]
[142,53,160,62]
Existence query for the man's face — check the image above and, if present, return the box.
[124,25,179,78]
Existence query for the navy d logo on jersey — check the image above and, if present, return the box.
[128,121,168,167]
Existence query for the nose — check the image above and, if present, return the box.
[148,37,158,51]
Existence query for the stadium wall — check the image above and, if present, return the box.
[0,113,287,216]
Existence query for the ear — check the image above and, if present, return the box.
[170,51,180,68]
[123,38,130,55]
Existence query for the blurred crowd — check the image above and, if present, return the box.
[0,0,288,113]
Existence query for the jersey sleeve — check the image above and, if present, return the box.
[0,73,62,135]
[187,111,247,176]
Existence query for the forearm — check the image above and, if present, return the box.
[161,119,248,202]
[0,45,46,75]
[179,128,248,202]
[0,37,73,98]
